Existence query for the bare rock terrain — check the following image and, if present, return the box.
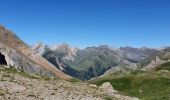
[0,25,71,80]
[0,66,140,100]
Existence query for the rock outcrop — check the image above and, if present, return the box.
[99,82,139,100]
[142,56,170,71]
[0,25,71,80]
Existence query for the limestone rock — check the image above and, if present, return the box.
[99,82,139,100]
[0,25,71,80]
[99,82,118,94]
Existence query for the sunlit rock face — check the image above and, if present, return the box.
[0,42,53,76]
[0,25,71,80]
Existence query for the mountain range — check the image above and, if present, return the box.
[1,25,169,81]
[1,25,170,100]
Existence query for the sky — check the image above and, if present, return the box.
[0,0,170,48]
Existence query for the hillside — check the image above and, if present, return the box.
[0,25,71,80]
[0,65,140,100]
[40,44,170,80]
[1,25,170,99]
[89,70,170,100]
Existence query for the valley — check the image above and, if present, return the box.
[1,0,170,99]
[0,26,170,100]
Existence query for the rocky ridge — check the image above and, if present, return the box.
[0,25,71,80]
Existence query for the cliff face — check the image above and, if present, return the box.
[0,25,71,80]
[0,42,53,76]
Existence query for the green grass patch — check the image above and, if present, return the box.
[0,66,39,79]
[89,72,170,100]
[0,89,6,96]
[103,96,115,100]
[0,66,57,81]
[156,62,170,71]
[0,91,5,96]
[68,78,80,82]
[0,65,80,83]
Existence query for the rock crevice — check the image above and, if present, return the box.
[0,52,7,65]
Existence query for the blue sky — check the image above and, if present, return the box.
[0,0,170,48]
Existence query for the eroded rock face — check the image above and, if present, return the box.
[0,42,53,76]
[0,25,71,80]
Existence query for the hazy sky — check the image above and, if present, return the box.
[0,0,170,48]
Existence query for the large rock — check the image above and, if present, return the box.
[99,82,139,100]
[99,82,118,95]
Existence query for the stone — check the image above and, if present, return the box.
[99,82,117,94]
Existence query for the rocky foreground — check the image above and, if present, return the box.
[0,66,139,100]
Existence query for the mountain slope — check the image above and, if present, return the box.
[41,44,162,80]
[0,65,141,100]
[89,70,170,100]
[141,47,170,71]
[0,25,71,80]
